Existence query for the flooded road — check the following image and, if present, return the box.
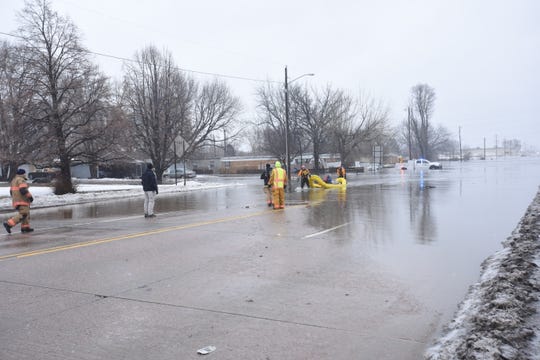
[1,157,540,359]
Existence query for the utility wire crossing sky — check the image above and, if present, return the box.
[0,0,538,150]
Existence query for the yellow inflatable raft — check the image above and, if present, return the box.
[309,174,346,189]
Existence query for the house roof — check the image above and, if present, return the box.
[220,155,277,162]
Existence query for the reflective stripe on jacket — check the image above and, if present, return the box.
[10,175,32,208]
[270,168,286,188]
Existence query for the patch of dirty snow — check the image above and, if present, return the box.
[426,188,540,360]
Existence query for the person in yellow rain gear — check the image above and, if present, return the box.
[269,161,287,209]
[336,164,346,179]
[297,165,311,189]
[3,168,34,233]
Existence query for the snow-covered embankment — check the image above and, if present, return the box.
[426,188,540,359]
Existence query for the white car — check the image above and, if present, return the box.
[399,159,442,170]
[164,168,196,178]
[412,159,442,170]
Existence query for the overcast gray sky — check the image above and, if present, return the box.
[1,0,539,150]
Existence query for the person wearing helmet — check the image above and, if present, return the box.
[268,161,287,209]
[336,164,346,179]
[3,168,34,233]
[260,163,273,207]
[297,164,311,189]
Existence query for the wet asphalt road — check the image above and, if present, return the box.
[1,157,540,359]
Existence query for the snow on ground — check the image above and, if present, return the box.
[0,177,243,210]
[425,188,540,360]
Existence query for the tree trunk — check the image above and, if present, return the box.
[90,163,99,178]
[313,142,321,172]
[54,153,74,195]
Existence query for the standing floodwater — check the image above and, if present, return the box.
[1,157,540,359]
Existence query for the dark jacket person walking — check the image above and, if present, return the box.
[141,163,158,218]
[3,168,34,233]
[260,163,273,207]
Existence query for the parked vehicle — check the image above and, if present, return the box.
[398,159,442,170]
[164,167,196,179]
[353,162,381,172]
[366,163,382,171]
[28,172,58,183]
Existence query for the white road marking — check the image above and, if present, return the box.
[303,222,350,238]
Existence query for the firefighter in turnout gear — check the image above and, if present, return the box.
[297,165,311,189]
[268,161,287,209]
[3,169,34,233]
[336,165,346,179]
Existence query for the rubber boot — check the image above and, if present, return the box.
[3,222,12,234]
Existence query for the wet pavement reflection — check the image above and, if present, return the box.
[29,159,540,248]
[9,159,540,319]
[2,157,540,358]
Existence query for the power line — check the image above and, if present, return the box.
[0,31,279,84]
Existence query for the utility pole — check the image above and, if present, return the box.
[284,66,291,185]
[483,137,486,160]
[458,126,462,161]
[173,141,178,186]
[407,106,412,160]
[223,129,227,157]
[495,134,498,159]
[284,67,314,187]
[183,141,186,186]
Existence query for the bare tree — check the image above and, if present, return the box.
[377,126,401,159]
[400,84,453,160]
[254,82,288,161]
[428,123,453,157]
[395,116,459,158]
[123,45,195,181]
[77,94,131,178]
[295,85,349,171]
[245,127,265,155]
[0,41,41,179]
[16,0,112,193]
[331,92,390,165]
[183,79,242,160]
[256,83,369,171]
[409,83,436,159]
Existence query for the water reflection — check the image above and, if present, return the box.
[405,181,437,244]
[337,188,347,208]
[37,185,259,222]
[27,159,540,253]
[303,189,351,245]
[298,172,455,247]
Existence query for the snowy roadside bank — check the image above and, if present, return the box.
[426,188,540,359]
[0,178,243,211]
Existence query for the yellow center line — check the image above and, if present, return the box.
[0,210,269,261]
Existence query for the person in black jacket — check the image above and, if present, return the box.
[141,163,158,218]
[260,163,273,207]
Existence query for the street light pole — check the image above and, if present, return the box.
[284,66,291,185]
[284,66,314,187]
